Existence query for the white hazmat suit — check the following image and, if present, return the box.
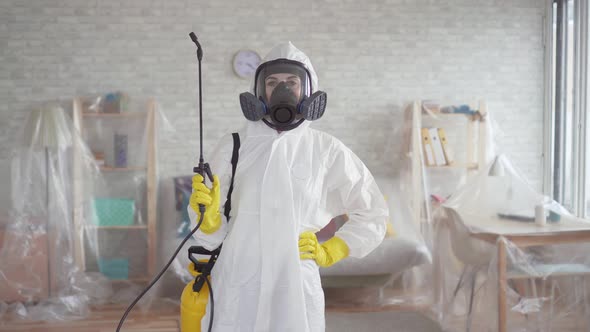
[189,42,388,332]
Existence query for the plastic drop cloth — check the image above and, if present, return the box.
[433,156,590,332]
[331,99,497,312]
[71,94,176,312]
[0,94,175,323]
[411,101,590,331]
[0,103,109,322]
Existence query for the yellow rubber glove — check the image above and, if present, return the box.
[189,174,222,234]
[299,232,350,268]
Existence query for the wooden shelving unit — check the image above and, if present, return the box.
[409,100,488,230]
[72,97,158,282]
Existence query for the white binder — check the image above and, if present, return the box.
[421,128,435,166]
[429,127,447,166]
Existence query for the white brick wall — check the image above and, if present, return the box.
[0,0,546,190]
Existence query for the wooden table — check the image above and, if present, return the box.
[458,212,590,332]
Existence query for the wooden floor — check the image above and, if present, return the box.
[0,289,430,332]
[2,304,588,332]
[0,287,431,332]
[0,304,181,332]
[440,310,590,332]
[2,287,587,332]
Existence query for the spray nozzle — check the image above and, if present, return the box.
[189,32,203,61]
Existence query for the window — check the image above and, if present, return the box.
[548,0,590,216]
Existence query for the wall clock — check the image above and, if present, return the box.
[232,50,262,79]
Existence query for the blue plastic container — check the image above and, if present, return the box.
[98,258,129,280]
[93,198,135,226]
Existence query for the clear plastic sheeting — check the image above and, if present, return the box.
[72,93,168,311]
[406,100,590,331]
[0,93,171,323]
[367,99,590,330]
[433,153,590,331]
[0,104,111,321]
[358,100,498,313]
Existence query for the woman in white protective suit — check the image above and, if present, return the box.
[188,41,389,332]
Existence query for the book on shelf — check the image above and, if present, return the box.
[421,127,457,167]
[428,128,446,166]
[421,128,436,166]
[437,128,454,165]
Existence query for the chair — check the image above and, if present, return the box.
[443,207,496,332]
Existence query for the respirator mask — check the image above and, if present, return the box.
[239,58,327,131]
